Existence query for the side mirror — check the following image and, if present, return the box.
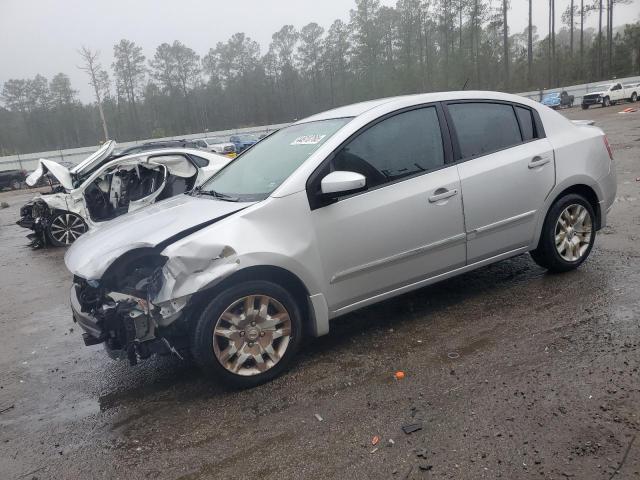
[320,171,366,196]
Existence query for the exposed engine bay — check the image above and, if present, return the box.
[71,252,190,364]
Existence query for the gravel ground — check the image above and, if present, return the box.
[0,105,639,480]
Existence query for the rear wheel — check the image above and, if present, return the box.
[631,92,638,102]
[46,211,88,247]
[191,280,303,388]
[10,179,21,190]
[530,194,595,273]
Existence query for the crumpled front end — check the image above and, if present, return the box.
[69,241,244,364]
[69,253,190,364]
[582,93,603,106]
[16,199,53,248]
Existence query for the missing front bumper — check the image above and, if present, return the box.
[70,282,187,364]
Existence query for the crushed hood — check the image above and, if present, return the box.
[64,194,253,280]
[26,159,73,189]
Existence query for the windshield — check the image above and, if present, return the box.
[595,84,613,90]
[197,118,351,202]
[544,93,559,98]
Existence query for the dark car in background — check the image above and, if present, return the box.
[117,139,203,156]
[0,169,28,190]
[229,134,259,153]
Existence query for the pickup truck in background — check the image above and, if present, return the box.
[581,82,639,108]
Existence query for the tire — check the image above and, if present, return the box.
[602,96,610,107]
[191,280,303,388]
[530,193,596,273]
[581,104,589,110]
[10,179,21,190]
[45,211,88,247]
[631,92,638,102]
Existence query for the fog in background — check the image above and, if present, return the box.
[2,0,638,102]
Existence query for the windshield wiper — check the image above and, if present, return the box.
[192,187,239,202]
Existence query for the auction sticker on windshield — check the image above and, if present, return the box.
[291,134,326,145]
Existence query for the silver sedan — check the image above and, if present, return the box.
[65,91,617,388]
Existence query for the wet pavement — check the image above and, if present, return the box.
[1,106,639,479]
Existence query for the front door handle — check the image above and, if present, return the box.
[528,156,551,169]
[428,188,458,203]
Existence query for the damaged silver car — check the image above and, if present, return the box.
[65,91,616,387]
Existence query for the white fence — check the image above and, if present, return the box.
[2,74,640,173]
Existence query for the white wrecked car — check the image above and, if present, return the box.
[17,140,230,247]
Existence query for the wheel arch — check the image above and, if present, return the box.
[188,264,323,338]
[533,182,602,249]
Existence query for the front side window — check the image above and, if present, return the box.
[197,118,351,202]
[329,107,445,190]
[448,102,523,159]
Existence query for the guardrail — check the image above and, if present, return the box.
[2,74,639,172]
[0,123,289,172]
[518,75,640,102]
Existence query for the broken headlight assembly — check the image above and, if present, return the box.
[71,252,188,365]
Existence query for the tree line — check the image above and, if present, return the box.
[1,0,639,155]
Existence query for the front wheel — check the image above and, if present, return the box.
[530,194,595,273]
[191,280,303,388]
[581,104,589,110]
[602,96,611,107]
[46,211,88,247]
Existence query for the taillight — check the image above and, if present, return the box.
[603,135,613,160]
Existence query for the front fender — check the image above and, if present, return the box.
[36,193,70,212]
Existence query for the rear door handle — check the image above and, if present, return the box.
[528,156,551,169]
[428,188,458,203]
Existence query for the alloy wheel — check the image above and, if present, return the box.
[49,213,87,245]
[213,295,292,376]
[554,204,592,262]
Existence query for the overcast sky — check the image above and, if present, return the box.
[1,0,639,102]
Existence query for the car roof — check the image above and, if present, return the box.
[295,90,541,124]
[115,147,228,164]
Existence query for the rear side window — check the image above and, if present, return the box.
[448,102,522,158]
[331,107,444,189]
[515,106,535,141]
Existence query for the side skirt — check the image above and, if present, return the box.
[330,246,530,319]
